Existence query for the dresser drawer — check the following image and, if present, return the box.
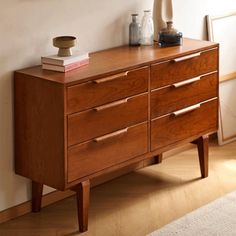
[68,93,148,146]
[151,48,218,89]
[67,67,149,114]
[151,99,218,151]
[151,72,218,118]
[67,122,148,182]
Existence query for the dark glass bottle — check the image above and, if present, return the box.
[129,14,141,46]
[158,21,183,47]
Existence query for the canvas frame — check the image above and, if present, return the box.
[206,12,236,145]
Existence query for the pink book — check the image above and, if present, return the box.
[42,58,89,72]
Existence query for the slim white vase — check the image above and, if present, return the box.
[140,10,154,45]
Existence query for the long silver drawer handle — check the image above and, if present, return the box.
[173,103,201,117]
[94,71,129,84]
[173,77,201,88]
[173,52,201,63]
[94,128,128,142]
[94,98,129,112]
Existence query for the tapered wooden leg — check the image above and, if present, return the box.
[32,181,43,212]
[72,180,90,232]
[154,154,163,164]
[192,135,209,178]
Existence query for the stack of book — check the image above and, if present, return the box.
[41,51,89,72]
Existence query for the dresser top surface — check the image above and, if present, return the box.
[16,38,218,86]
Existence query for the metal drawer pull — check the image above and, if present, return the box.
[173,52,201,63]
[173,77,201,88]
[94,71,129,84]
[94,98,128,111]
[94,128,128,142]
[173,103,201,117]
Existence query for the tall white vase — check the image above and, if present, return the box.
[153,0,173,41]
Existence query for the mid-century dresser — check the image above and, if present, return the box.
[14,38,219,232]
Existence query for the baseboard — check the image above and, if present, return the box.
[0,190,75,224]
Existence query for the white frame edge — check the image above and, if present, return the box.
[206,12,236,145]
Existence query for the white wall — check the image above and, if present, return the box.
[1,0,236,212]
[173,0,236,40]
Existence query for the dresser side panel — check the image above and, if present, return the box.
[14,73,66,190]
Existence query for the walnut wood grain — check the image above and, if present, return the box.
[72,180,90,232]
[192,135,209,178]
[14,74,66,190]
[67,123,148,182]
[32,181,43,212]
[151,72,218,118]
[154,154,163,164]
[14,38,219,232]
[16,39,218,86]
[151,99,218,151]
[67,66,149,114]
[66,131,217,189]
[151,48,218,89]
[68,93,148,146]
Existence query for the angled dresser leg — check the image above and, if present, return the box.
[192,135,209,178]
[154,154,163,164]
[72,180,90,232]
[32,181,43,212]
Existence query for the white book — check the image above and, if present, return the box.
[42,58,89,72]
[41,51,89,66]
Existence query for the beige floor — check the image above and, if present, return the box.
[0,140,236,236]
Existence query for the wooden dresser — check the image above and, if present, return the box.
[14,38,219,232]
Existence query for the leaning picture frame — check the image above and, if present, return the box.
[206,12,236,145]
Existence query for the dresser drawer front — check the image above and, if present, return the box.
[67,67,149,114]
[151,99,218,151]
[67,123,148,182]
[151,72,218,118]
[68,93,148,146]
[151,49,218,89]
